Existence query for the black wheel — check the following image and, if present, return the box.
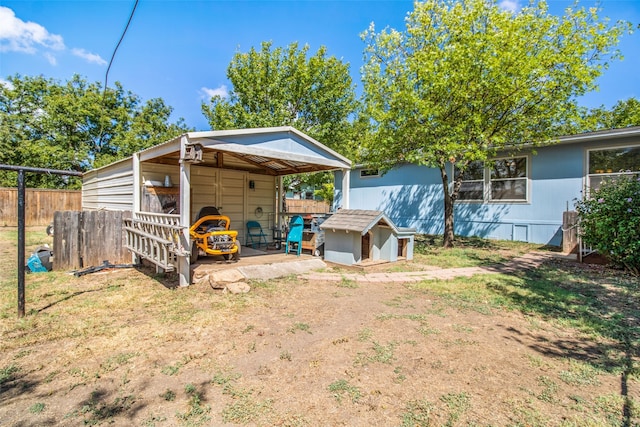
[190,241,199,264]
[234,244,241,261]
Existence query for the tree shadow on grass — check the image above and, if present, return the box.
[69,387,146,425]
[487,259,639,426]
[36,283,125,313]
[0,365,38,404]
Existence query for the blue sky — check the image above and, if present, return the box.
[1,0,639,131]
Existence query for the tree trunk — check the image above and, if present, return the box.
[440,166,455,248]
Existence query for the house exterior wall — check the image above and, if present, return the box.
[82,158,134,211]
[334,165,445,235]
[336,133,640,246]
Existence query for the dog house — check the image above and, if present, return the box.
[320,209,415,266]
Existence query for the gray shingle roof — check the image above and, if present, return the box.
[320,209,395,235]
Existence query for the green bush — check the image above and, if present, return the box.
[576,174,640,275]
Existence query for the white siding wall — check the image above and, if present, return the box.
[247,174,276,244]
[190,165,217,221]
[82,158,134,211]
[220,170,246,243]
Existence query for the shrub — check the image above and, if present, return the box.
[575,174,640,275]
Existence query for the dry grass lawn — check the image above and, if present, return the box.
[1,227,639,426]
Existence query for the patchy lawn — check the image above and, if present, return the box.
[0,227,638,426]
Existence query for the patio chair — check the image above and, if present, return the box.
[246,220,268,248]
[285,215,304,256]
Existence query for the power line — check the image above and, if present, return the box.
[104,0,140,92]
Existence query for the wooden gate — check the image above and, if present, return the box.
[53,210,131,270]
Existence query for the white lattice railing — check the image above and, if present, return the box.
[124,212,189,271]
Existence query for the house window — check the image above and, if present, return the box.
[360,169,380,178]
[457,161,484,201]
[587,145,640,189]
[455,156,528,202]
[490,157,528,201]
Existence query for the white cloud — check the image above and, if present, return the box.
[0,6,64,53]
[72,48,107,65]
[201,85,229,99]
[0,78,14,90]
[0,7,105,66]
[44,52,57,66]
[499,0,521,13]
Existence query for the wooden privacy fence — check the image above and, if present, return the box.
[285,199,330,214]
[0,188,81,226]
[53,210,131,270]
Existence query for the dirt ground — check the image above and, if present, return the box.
[0,231,638,426]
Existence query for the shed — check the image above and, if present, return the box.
[320,209,415,266]
[82,126,352,285]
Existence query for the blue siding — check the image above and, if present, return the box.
[337,164,445,235]
[340,133,640,246]
[452,143,585,245]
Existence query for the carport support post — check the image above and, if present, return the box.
[178,136,192,286]
[131,153,142,264]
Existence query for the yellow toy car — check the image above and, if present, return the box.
[189,207,240,263]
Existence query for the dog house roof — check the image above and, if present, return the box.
[320,209,400,235]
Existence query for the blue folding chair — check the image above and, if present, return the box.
[285,215,304,256]
[246,220,268,248]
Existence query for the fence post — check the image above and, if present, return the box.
[562,211,578,254]
[17,170,25,318]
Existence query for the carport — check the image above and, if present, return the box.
[82,126,352,286]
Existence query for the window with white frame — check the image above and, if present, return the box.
[587,145,640,189]
[490,157,528,201]
[456,161,484,201]
[360,168,380,178]
[455,156,529,202]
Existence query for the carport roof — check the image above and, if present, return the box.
[137,126,352,176]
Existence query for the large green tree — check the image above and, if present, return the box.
[577,97,640,132]
[0,74,190,188]
[202,41,358,194]
[360,0,631,247]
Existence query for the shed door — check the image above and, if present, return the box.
[220,170,246,242]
